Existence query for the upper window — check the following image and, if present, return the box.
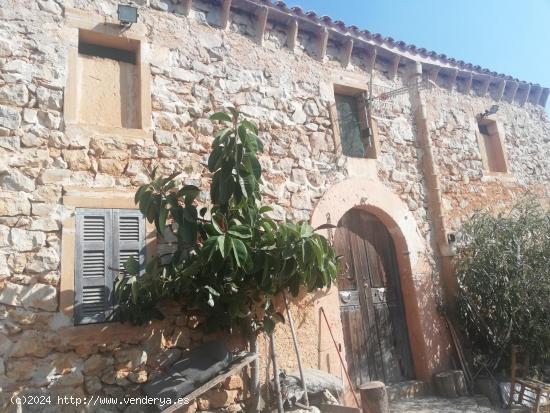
[477,119,507,173]
[334,92,376,158]
[76,30,141,129]
[74,208,145,325]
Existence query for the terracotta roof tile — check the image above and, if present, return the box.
[253,0,544,89]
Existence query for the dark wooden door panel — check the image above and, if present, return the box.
[335,209,414,386]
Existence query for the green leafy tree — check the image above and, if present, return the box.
[115,107,338,335]
[456,199,550,373]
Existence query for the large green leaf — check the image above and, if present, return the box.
[209,112,232,122]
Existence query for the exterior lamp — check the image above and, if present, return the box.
[480,105,499,119]
[117,4,138,26]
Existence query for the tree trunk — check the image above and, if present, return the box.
[270,333,284,413]
[249,332,261,412]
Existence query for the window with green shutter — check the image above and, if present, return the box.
[74,208,145,325]
[335,93,374,158]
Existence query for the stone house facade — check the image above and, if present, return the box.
[0,0,549,411]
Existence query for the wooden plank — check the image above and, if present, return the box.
[348,212,383,382]
[319,404,361,413]
[160,352,259,413]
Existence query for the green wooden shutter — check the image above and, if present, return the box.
[75,208,145,325]
[75,209,112,325]
[335,94,366,158]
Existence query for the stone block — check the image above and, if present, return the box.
[0,169,35,192]
[9,228,46,251]
[198,389,240,410]
[39,169,72,184]
[98,158,126,176]
[10,330,50,358]
[83,354,114,376]
[0,84,29,107]
[115,348,147,369]
[26,247,60,273]
[0,192,30,216]
[6,359,34,381]
[20,282,57,311]
[62,149,91,171]
[0,282,25,307]
[0,105,21,130]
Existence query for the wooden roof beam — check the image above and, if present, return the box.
[220,0,232,30]
[507,82,519,103]
[428,66,440,83]
[388,54,400,80]
[317,26,328,62]
[540,88,550,107]
[341,36,354,67]
[447,68,458,90]
[367,45,377,72]
[478,76,491,97]
[255,6,268,46]
[182,0,192,16]
[529,85,543,105]
[494,79,506,101]
[286,18,298,52]
[519,84,531,106]
[463,72,473,94]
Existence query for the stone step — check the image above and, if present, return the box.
[387,380,430,401]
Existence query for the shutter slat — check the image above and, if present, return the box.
[83,216,105,241]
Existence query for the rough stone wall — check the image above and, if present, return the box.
[0,0,549,411]
[423,87,550,231]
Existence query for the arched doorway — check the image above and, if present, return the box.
[334,208,414,386]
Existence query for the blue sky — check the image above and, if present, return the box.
[288,0,550,109]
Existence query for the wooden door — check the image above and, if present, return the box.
[334,209,414,386]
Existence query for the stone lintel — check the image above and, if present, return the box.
[255,6,268,46]
[287,18,298,51]
[317,26,329,62]
[220,0,232,30]
[342,36,354,67]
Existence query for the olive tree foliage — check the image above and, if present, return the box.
[456,199,550,370]
[115,109,338,336]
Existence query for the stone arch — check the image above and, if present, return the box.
[312,178,450,385]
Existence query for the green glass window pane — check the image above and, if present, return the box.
[335,94,365,158]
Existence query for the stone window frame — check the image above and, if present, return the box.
[328,77,380,160]
[63,8,152,140]
[60,188,156,325]
[474,115,511,176]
